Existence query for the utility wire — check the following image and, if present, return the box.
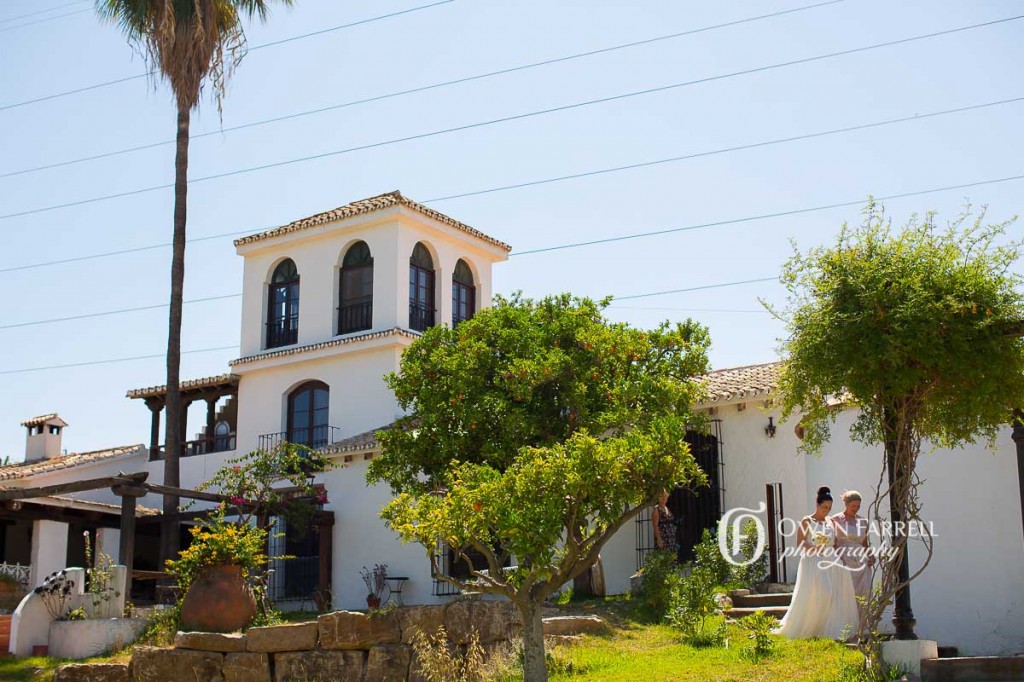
[3,171,1023,275]
[0,346,239,375]
[0,7,90,33]
[0,0,455,111]
[423,97,1024,204]
[0,0,88,25]
[2,15,1020,220]
[0,293,242,330]
[0,276,779,373]
[1,0,844,178]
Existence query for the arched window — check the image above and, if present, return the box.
[267,259,300,348]
[213,420,232,452]
[409,243,436,332]
[287,381,330,448]
[338,241,373,335]
[452,259,476,327]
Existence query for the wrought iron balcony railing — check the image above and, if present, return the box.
[258,425,341,451]
[338,300,372,335]
[409,301,435,332]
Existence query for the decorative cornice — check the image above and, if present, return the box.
[233,190,512,252]
[230,327,419,367]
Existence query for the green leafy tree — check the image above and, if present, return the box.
[96,0,292,565]
[774,201,1024,662]
[369,294,711,682]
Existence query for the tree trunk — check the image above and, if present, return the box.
[161,104,190,566]
[518,599,548,682]
[883,405,916,640]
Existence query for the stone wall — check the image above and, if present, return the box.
[54,600,521,682]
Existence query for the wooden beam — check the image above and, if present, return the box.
[144,482,231,504]
[0,472,148,501]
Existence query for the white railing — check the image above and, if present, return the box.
[0,562,31,587]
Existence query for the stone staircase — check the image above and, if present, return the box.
[725,588,791,621]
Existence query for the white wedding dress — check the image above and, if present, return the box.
[774,516,859,640]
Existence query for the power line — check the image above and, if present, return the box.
[0,276,780,373]
[0,1,88,25]
[0,0,454,112]
[507,173,1024,256]
[1,0,844,178]
[608,306,769,313]
[424,96,1024,204]
[0,7,89,33]
[0,346,238,375]
[0,293,242,330]
[3,14,1022,222]
[3,170,1024,276]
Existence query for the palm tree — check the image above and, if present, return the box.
[97,0,291,564]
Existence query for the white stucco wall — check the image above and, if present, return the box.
[235,206,505,360]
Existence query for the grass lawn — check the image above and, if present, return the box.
[530,598,861,682]
[0,651,131,682]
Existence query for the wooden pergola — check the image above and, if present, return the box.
[0,473,334,600]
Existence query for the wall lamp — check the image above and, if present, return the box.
[764,416,777,438]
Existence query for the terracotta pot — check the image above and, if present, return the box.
[179,565,256,633]
[366,595,381,609]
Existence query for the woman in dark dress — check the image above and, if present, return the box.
[652,489,676,552]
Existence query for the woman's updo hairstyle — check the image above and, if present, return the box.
[816,486,833,505]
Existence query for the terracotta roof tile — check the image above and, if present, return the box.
[0,444,145,482]
[233,191,512,252]
[127,373,239,400]
[699,362,780,405]
[21,414,67,428]
[230,327,419,367]
[320,424,399,455]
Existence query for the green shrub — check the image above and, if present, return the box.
[631,550,683,622]
[738,610,778,661]
[665,563,722,643]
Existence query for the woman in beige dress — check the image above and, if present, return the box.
[832,490,874,626]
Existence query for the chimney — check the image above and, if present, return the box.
[22,414,68,461]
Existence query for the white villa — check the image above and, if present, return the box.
[1,191,1021,657]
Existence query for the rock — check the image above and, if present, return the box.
[318,610,400,650]
[246,622,318,652]
[223,652,270,682]
[398,604,446,643]
[175,631,246,652]
[445,600,520,644]
[542,615,610,637]
[54,663,130,682]
[274,651,365,682]
[546,635,584,646]
[131,646,223,682]
[365,643,413,681]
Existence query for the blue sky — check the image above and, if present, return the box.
[1,0,1021,459]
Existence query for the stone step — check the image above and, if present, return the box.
[725,606,789,620]
[921,656,1024,682]
[731,593,792,608]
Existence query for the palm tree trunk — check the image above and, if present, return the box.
[161,104,190,565]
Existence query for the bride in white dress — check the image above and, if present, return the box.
[774,486,859,640]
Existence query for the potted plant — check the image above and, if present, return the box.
[168,443,332,631]
[360,564,388,609]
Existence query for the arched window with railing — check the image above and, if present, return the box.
[452,259,476,327]
[287,381,330,449]
[338,241,373,334]
[409,243,436,332]
[267,259,300,348]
